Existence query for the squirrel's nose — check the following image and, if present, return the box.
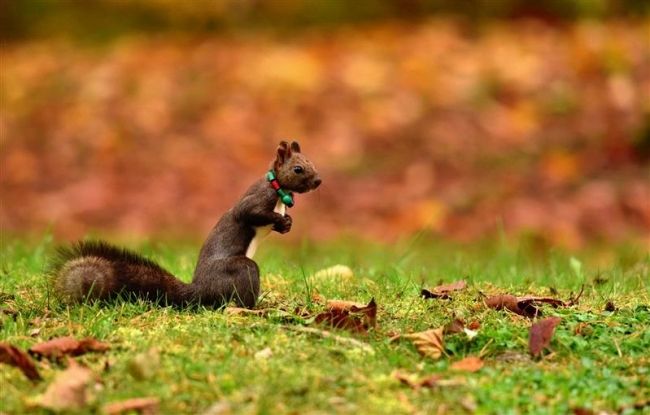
[313,178,322,188]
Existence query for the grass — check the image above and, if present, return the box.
[1,235,649,414]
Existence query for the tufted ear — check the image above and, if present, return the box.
[275,141,291,166]
[290,141,301,153]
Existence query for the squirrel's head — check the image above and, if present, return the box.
[272,140,321,193]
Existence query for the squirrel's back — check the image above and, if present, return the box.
[51,241,189,305]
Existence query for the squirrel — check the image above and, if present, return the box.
[50,140,321,309]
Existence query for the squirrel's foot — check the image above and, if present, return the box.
[273,215,292,234]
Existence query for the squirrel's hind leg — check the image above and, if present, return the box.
[192,256,260,308]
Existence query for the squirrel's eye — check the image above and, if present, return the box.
[293,166,304,174]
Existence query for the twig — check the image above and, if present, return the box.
[568,284,585,306]
[284,326,374,353]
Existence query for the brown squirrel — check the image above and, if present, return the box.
[51,141,321,308]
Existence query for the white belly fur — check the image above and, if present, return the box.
[245,200,286,259]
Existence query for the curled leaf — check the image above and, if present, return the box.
[485,289,583,318]
[443,318,465,335]
[29,336,110,359]
[529,317,562,356]
[484,294,540,318]
[315,298,377,332]
[405,328,445,360]
[443,318,478,340]
[393,370,441,389]
[422,280,467,299]
[0,342,41,381]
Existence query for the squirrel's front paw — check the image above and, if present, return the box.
[273,215,292,234]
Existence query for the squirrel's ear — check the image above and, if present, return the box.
[276,141,291,165]
[290,141,301,153]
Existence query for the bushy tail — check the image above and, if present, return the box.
[50,241,191,305]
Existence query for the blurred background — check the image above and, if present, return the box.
[1,0,649,249]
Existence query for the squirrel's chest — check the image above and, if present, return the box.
[245,200,285,259]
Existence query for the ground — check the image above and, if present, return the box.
[1,236,648,414]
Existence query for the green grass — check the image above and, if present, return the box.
[1,236,649,414]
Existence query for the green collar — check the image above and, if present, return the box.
[266,170,294,207]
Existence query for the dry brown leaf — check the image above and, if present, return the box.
[518,296,569,307]
[529,317,562,356]
[0,342,41,381]
[484,294,540,318]
[443,318,465,335]
[34,361,96,411]
[421,280,467,299]
[29,336,110,359]
[393,370,441,390]
[314,298,377,332]
[103,397,159,415]
[450,356,484,372]
[485,288,583,318]
[405,328,445,359]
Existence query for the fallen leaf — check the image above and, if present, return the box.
[485,289,582,318]
[443,318,478,340]
[393,370,441,390]
[29,336,110,359]
[405,328,445,359]
[467,320,481,330]
[517,296,566,307]
[485,294,540,318]
[529,317,562,356]
[443,318,465,334]
[450,356,483,372]
[421,280,467,299]
[0,342,42,381]
[314,298,377,332]
[103,397,159,415]
[34,360,96,411]
[434,280,467,293]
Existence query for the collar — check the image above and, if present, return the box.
[266,170,294,207]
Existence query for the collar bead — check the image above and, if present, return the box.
[266,170,294,207]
